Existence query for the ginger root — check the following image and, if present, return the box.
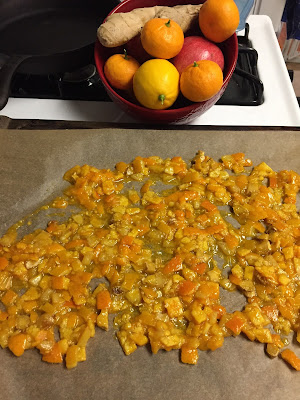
[98,4,202,48]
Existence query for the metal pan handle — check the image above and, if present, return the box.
[0,54,28,110]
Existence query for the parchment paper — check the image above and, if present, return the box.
[0,127,299,400]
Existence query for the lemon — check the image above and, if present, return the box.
[133,59,179,110]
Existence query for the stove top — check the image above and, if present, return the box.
[217,23,264,106]
[8,23,264,107]
[0,16,300,126]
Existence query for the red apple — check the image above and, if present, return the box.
[125,34,151,64]
[172,36,224,74]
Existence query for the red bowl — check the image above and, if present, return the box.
[95,0,238,124]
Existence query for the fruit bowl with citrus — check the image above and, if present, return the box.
[95,0,238,124]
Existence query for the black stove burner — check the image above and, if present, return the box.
[217,23,264,106]
[8,23,264,106]
[10,64,111,102]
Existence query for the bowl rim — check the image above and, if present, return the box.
[95,0,238,116]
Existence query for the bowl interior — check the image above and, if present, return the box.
[95,0,238,123]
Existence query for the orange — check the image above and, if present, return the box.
[141,18,184,59]
[104,50,140,91]
[180,60,223,102]
[199,0,240,43]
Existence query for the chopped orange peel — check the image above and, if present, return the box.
[0,151,299,370]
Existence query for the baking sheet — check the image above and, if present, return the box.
[0,127,300,400]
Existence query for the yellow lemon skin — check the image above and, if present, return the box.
[133,59,179,110]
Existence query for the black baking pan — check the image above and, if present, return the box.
[0,0,119,110]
